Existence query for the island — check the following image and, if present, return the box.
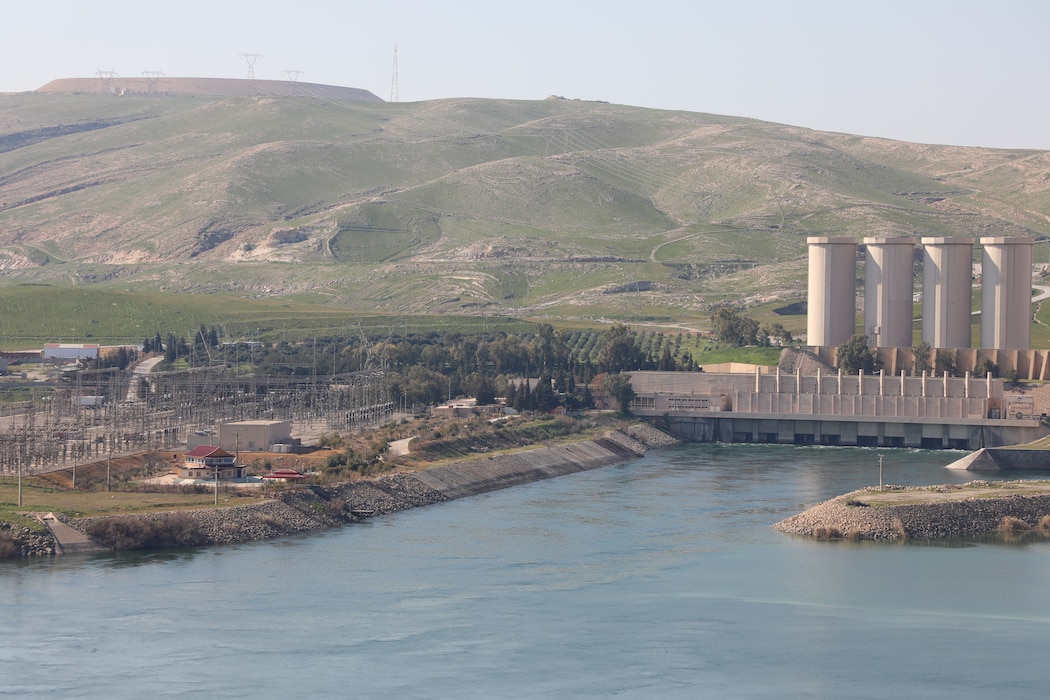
[774,481,1050,540]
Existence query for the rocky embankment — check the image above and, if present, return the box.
[775,482,1050,540]
[1,522,56,557]
[42,424,677,554]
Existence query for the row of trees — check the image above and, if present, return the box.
[134,323,695,412]
[710,309,793,347]
[836,335,1017,382]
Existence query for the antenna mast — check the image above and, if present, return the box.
[390,45,399,102]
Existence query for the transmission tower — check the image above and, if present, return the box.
[142,70,164,95]
[389,45,399,102]
[240,52,262,94]
[96,69,117,95]
[284,69,304,81]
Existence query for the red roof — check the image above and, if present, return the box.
[262,469,309,480]
[185,445,234,458]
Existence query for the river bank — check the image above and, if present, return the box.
[774,481,1050,540]
[36,423,677,554]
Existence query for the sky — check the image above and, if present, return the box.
[2,0,1048,149]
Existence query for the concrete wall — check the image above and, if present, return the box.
[628,370,1046,450]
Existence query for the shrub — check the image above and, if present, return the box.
[1038,515,1050,531]
[256,514,284,530]
[0,531,20,559]
[996,516,1028,533]
[324,497,347,520]
[84,513,207,550]
[891,518,908,539]
[813,526,842,539]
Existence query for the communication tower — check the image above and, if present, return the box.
[390,45,399,102]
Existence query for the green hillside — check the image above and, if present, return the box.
[2,90,1047,333]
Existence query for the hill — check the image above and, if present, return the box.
[1,83,1048,330]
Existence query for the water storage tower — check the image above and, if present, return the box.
[980,236,1034,349]
[921,237,975,348]
[863,237,916,347]
[807,237,858,346]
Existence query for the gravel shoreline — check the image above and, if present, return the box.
[774,483,1050,540]
[32,424,678,555]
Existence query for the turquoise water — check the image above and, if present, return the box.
[4,444,1050,698]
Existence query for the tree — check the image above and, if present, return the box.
[597,324,645,373]
[836,334,879,374]
[936,348,958,377]
[603,373,636,414]
[533,373,558,411]
[760,321,793,347]
[711,308,759,346]
[973,356,999,379]
[912,341,932,376]
[475,377,497,406]
[657,347,675,371]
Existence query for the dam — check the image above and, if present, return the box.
[627,370,1048,450]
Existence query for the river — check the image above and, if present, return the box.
[3,443,1050,698]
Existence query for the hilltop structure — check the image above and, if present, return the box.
[36,77,382,102]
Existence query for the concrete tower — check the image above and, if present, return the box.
[863,237,916,347]
[807,237,858,347]
[921,237,975,348]
[980,236,1034,349]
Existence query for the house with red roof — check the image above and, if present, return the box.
[176,445,247,480]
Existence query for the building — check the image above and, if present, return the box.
[176,445,247,480]
[42,343,100,363]
[217,420,292,451]
[261,469,310,482]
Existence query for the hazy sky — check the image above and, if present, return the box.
[2,0,1047,149]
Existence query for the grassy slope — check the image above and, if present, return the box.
[2,92,1048,331]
